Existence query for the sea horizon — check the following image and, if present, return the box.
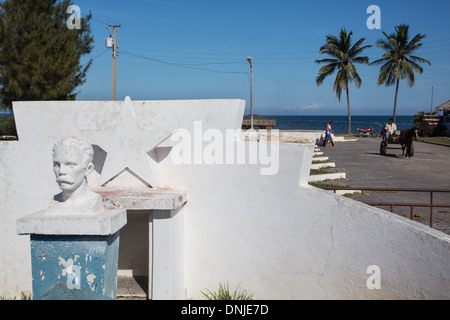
[2,111,416,135]
[258,115,415,134]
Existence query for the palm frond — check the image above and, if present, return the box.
[351,56,370,64]
[408,55,431,65]
[315,62,338,86]
[315,58,339,64]
[372,24,429,88]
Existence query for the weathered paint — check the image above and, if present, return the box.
[30,232,120,300]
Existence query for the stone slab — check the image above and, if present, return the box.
[95,187,187,211]
[310,162,336,170]
[17,209,126,236]
[312,156,329,162]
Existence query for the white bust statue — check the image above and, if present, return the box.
[45,136,104,216]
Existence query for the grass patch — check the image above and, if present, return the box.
[417,137,450,146]
[342,192,366,198]
[309,182,352,188]
[0,292,32,300]
[310,168,337,175]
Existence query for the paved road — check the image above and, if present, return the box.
[318,137,450,234]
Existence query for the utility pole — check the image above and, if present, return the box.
[107,23,121,101]
[247,57,253,130]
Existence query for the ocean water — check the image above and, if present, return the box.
[2,110,413,135]
[264,115,415,135]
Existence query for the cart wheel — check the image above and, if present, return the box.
[380,141,387,155]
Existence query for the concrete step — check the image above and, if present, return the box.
[312,156,329,162]
[310,162,336,170]
[334,189,362,196]
[308,172,346,182]
[313,151,324,156]
[116,276,148,300]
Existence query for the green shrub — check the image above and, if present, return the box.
[201,282,254,300]
[0,115,17,136]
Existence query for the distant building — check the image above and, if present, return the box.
[241,114,276,130]
[435,100,450,136]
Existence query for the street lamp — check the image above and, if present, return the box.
[247,57,253,130]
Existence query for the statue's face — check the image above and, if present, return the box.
[53,147,88,194]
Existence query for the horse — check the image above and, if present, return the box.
[398,126,418,157]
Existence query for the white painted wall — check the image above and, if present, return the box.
[156,141,450,299]
[1,98,449,299]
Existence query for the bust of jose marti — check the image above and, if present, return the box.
[45,136,104,216]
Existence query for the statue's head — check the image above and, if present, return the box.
[52,136,94,195]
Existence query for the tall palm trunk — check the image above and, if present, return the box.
[393,79,399,123]
[346,88,351,134]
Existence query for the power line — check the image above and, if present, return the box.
[117,37,450,59]
[90,49,110,61]
[118,49,249,75]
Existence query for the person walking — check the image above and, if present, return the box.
[325,120,335,147]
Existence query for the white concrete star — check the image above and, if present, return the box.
[81,97,173,187]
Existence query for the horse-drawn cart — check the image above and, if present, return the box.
[380,126,418,157]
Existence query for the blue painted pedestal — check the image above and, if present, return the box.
[31,233,120,300]
[17,209,126,300]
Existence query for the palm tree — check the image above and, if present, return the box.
[316,28,371,134]
[370,24,430,123]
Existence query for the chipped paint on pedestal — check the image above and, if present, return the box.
[30,232,120,300]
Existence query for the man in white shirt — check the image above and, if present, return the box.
[385,118,398,141]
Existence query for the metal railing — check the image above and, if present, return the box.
[321,187,450,228]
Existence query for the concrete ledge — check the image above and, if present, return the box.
[334,189,362,195]
[17,209,126,236]
[94,187,187,211]
[312,156,329,162]
[308,172,346,182]
[333,136,359,142]
[310,162,336,170]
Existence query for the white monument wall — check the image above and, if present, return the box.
[156,141,450,299]
[0,98,449,299]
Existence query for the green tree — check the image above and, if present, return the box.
[370,24,430,123]
[0,115,16,136]
[315,28,371,134]
[0,0,94,111]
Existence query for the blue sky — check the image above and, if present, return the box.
[73,0,450,116]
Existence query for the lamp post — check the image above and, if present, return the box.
[247,57,253,130]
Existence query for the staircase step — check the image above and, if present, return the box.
[310,162,336,170]
[308,172,346,182]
